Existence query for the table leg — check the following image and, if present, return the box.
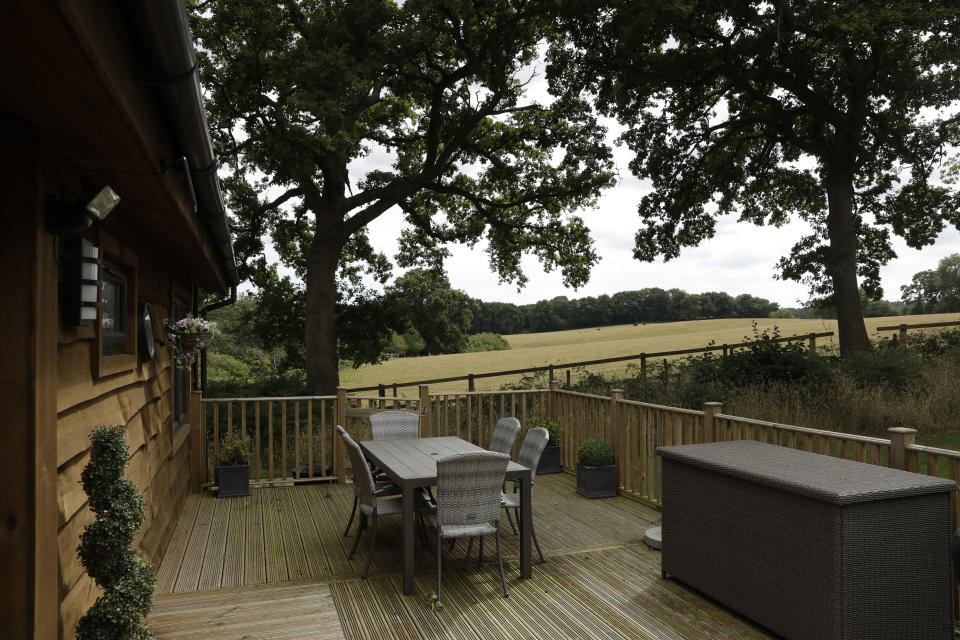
[403,485,415,594]
[519,471,532,579]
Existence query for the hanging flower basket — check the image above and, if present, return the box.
[164,317,216,369]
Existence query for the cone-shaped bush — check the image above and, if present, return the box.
[76,425,156,640]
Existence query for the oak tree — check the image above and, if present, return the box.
[190,0,614,393]
[550,0,960,354]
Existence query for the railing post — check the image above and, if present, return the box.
[703,402,723,443]
[888,427,917,470]
[190,389,204,492]
[899,324,908,342]
[419,384,431,437]
[611,389,624,491]
[548,364,555,383]
[335,386,347,483]
[468,373,475,392]
[549,379,560,422]
[640,354,647,380]
[808,333,817,353]
[566,368,571,387]
[377,383,385,408]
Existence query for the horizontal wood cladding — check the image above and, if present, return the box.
[57,269,194,640]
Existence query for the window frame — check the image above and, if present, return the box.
[95,230,138,377]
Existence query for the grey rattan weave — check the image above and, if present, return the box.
[336,425,400,537]
[425,451,511,600]
[488,417,521,454]
[657,440,955,640]
[338,426,403,578]
[369,410,420,440]
[502,426,548,563]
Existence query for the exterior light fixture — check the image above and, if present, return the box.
[61,237,100,326]
[86,186,120,221]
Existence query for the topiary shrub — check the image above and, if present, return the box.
[528,416,560,445]
[76,425,155,640]
[578,438,615,467]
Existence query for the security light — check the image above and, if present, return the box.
[86,186,120,220]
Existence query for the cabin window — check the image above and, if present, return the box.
[172,297,189,429]
[101,261,127,355]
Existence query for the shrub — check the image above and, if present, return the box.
[840,349,923,390]
[76,425,155,640]
[219,433,252,466]
[528,416,560,445]
[578,438,615,467]
[465,332,511,352]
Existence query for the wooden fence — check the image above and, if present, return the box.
[196,380,960,527]
[876,319,960,340]
[346,331,834,394]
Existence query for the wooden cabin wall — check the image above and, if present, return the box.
[56,264,193,639]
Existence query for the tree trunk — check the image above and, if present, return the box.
[305,236,342,395]
[825,169,872,355]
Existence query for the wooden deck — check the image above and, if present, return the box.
[149,474,774,639]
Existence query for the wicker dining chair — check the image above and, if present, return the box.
[335,426,400,537]
[369,409,420,440]
[421,451,511,601]
[337,426,403,577]
[488,417,521,454]
[502,426,548,563]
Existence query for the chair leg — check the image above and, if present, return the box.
[478,535,484,566]
[464,537,474,569]
[349,513,366,559]
[362,513,377,578]
[436,531,443,602]
[495,529,509,598]
[343,495,358,537]
[505,506,517,534]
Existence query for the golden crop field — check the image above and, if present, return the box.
[339,313,960,394]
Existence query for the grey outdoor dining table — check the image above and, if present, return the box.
[360,435,534,595]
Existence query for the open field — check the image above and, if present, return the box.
[339,313,960,393]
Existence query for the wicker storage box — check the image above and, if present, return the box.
[657,440,955,640]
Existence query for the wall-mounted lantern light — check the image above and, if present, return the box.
[62,237,99,326]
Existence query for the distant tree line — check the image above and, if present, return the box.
[470,289,780,335]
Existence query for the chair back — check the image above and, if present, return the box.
[488,417,521,454]
[337,425,376,508]
[516,427,549,480]
[436,451,510,528]
[369,410,420,440]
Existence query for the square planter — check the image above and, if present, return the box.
[537,445,563,474]
[576,463,617,498]
[217,464,250,498]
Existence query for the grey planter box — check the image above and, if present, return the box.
[537,445,562,474]
[217,464,250,498]
[657,440,956,640]
[576,463,616,498]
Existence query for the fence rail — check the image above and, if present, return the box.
[347,331,834,393]
[876,319,960,340]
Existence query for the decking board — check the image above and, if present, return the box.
[151,474,775,640]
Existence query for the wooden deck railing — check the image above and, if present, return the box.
[198,382,960,526]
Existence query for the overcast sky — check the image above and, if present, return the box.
[257,58,960,309]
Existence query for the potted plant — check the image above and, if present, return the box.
[163,316,216,369]
[217,433,251,498]
[530,417,562,474]
[576,438,616,498]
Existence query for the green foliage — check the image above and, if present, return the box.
[76,425,155,640]
[219,433,252,466]
[902,254,960,314]
[527,416,560,444]
[770,309,795,319]
[577,438,614,467]
[190,0,615,391]
[464,332,511,353]
[839,350,923,391]
[550,0,960,354]
[385,270,476,355]
[427,592,444,612]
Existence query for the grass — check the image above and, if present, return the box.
[340,313,960,393]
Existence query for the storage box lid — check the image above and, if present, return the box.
[657,440,956,505]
